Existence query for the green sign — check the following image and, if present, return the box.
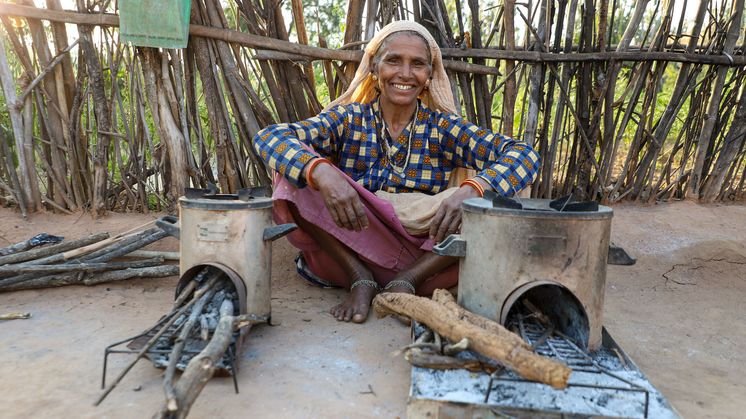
[119,0,191,49]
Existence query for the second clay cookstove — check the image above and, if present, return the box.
[101,186,296,387]
[156,187,296,361]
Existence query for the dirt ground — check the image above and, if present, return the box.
[0,200,744,418]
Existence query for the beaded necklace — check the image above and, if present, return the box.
[376,105,417,174]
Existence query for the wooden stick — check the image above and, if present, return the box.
[0,234,59,256]
[171,268,224,310]
[154,299,235,419]
[13,38,79,109]
[163,286,217,412]
[61,220,155,260]
[373,292,571,389]
[405,348,495,373]
[251,49,501,75]
[82,228,167,263]
[125,250,179,260]
[0,232,109,266]
[0,312,31,320]
[0,35,27,217]
[81,265,178,285]
[95,276,220,406]
[430,289,531,351]
[0,264,177,291]
[0,257,164,274]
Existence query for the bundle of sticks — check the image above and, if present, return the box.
[97,266,265,419]
[0,221,178,292]
[373,289,571,389]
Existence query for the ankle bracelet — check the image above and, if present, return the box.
[384,279,416,294]
[350,279,380,292]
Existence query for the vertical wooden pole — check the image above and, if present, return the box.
[523,0,548,147]
[574,0,595,199]
[689,0,744,199]
[502,0,516,136]
[468,0,490,129]
[0,37,29,216]
[342,0,365,86]
[77,1,112,217]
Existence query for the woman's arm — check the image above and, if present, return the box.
[252,105,349,188]
[428,114,540,242]
[437,114,541,196]
[254,106,369,231]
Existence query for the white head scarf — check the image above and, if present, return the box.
[325,20,457,114]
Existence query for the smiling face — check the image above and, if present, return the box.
[372,33,433,113]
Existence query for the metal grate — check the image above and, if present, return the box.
[410,306,679,418]
[488,314,653,417]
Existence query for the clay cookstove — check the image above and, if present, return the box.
[436,194,610,351]
[170,187,295,325]
[102,187,295,386]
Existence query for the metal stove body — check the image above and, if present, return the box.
[436,197,611,350]
[101,187,295,383]
[158,187,296,348]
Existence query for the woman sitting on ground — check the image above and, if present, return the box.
[253,21,539,324]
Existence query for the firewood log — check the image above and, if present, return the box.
[373,292,571,389]
[405,348,496,373]
[431,289,531,351]
[0,232,109,266]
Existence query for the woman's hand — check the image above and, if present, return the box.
[429,180,487,243]
[310,162,369,231]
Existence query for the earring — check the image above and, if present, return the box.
[424,79,431,90]
[371,74,378,81]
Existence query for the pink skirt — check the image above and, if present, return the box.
[272,170,458,296]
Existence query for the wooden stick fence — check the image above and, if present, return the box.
[0,0,744,217]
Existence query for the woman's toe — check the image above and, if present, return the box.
[345,308,355,322]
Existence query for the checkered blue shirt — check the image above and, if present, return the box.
[253,99,540,196]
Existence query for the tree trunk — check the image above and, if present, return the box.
[502,0,517,136]
[0,37,30,215]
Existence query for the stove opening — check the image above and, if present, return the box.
[503,282,590,351]
[176,264,246,317]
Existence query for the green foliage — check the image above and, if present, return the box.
[282,0,346,47]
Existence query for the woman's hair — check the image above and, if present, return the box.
[372,30,432,68]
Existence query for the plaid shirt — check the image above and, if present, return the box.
[253,99,540,196]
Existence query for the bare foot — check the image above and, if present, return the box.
[330,278,379,323]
